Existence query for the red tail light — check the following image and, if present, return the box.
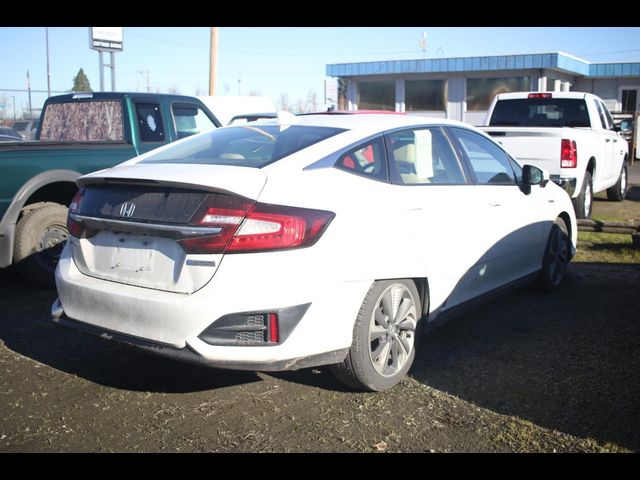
[560,139,578,168]
[178,194,335,254]
[268,313,279,343]
[528,93,552,99]
[67,189,85,238]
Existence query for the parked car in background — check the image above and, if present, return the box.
[198,95,277,126]
[0,92,222,288]
[11,119,39,140]
[52,114,577,392]
[481,92,629,219]
[0,126,24,142]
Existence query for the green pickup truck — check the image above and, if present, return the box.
[0,91,222,287]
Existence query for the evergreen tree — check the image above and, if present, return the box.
[72,68,93,92]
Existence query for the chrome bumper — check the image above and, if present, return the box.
[550,175,577,197]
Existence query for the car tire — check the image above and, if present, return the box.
[13,203,69,289]
[606,161,628,202]
[572,171,593,219]
[538,217,570,292]
[331,279,422,392]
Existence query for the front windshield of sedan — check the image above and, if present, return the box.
[140,124,346,168]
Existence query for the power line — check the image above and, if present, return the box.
[126,32,421,57]
[578,48,640,58]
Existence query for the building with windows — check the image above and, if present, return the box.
[326,52,640,125]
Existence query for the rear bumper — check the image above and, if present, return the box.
[550,175,577,197]
[51,302,348,371]
[54,242,368,368]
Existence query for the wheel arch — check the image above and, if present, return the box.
[586,156,596,177]
[0,169,81,268]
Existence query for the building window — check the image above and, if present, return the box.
[621,89,637,114]
[466,77,531,111]
[405,80,446,111]
[357,80,395,111]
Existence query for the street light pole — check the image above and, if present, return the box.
[10,95,16,121]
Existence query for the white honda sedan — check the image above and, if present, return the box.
[53,114,576,391]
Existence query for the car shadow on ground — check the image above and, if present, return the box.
[409,262,640,452]
[595,185,640,203]
[627,185,640,202]
[0,268,261,393]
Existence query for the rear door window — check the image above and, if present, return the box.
[386,127,466,185]
[136,103,165,143]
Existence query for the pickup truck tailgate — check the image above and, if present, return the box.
[482,127,562,173]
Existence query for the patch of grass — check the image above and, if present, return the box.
[575,231,640,264]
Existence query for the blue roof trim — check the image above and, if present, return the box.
[326,52,640,78]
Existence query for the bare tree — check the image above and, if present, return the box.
[248,89,262,96]
[277,92,291,112]
[168,85,182,95]
[294,98,306,114]
[195,86,203,96]
[306,90,318,112]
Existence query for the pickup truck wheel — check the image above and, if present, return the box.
[538,217,570,292]
[13,203,69,289]
[606,162,628,202]
[330,279,421,392]
[573,171,592,219]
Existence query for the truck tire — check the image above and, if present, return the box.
[572,171,593,219]
[330,279,421,392]
[13,203,69,289]
[606,161,628,202]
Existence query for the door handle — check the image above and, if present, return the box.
[605,138,611,142]
[613,139,618,143]
[488,201,501,207]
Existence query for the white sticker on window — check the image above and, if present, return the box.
[414,130,433,179]
[146,115,157,132]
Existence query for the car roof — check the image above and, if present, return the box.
[256,113,470,134]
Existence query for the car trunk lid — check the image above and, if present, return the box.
[69,164,267,293]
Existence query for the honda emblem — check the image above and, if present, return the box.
[119,202,136,218]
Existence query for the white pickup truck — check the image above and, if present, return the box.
[481,92,629,218]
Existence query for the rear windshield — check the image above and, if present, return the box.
[489,98,591,128]
[141,124,346,168]
[40,100,125,142]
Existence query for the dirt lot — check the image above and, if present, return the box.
[1,187,639,453]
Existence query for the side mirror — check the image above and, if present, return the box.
[521,165,549,194]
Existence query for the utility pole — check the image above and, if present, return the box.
[45,27,51,98]
[209,27,218,96]
[135,71,150,92]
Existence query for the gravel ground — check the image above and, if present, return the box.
[1,258,638,453]
[2,171,640,453]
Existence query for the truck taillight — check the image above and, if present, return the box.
[177,195,335,254]
[560,139,578,168]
